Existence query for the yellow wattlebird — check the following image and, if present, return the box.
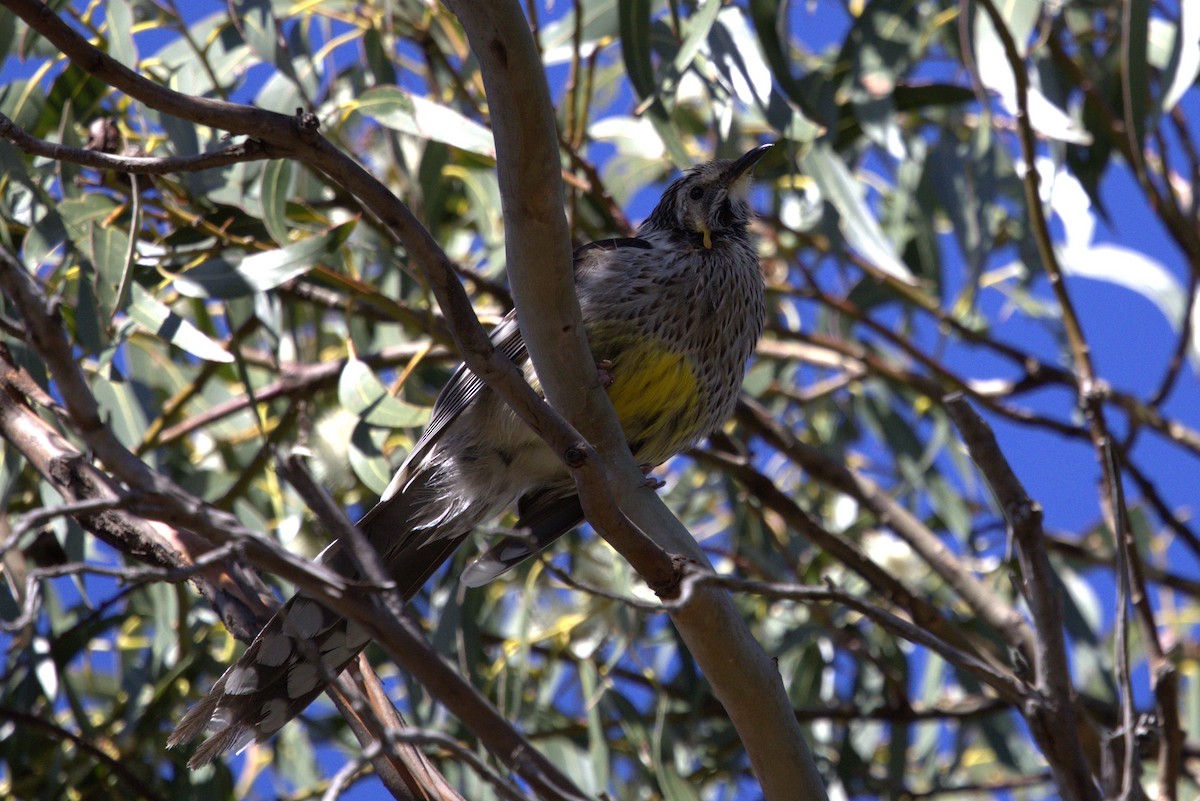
[170,143,773,766]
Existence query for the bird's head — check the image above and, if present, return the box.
[642,143,773,249]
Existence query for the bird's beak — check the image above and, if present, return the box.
[723,143,774,182]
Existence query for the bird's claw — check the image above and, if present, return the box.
[640,464,666,490]
[596,359,615,388]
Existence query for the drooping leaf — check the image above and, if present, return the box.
[260,159,294,247]
[1158,2,1200,112]
[127,284,234,364]
[173,221,355,299]
[105,0,137,70]
[352,86,495,157]
[802,143,916,283]
[337,355,429,428]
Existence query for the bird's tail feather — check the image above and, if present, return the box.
[170,470,464,767]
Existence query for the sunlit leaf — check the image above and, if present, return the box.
[1159,2,1200,112]
[337,355,429,428]
[105,0,137,70]
[92,371,150,449]
[173,221,354,298]
[349,420,391,494]
[973,0,1092,144]
[127,284,234,364]
[802,143,916,283]
[352,86,496,157]
[540,0,620,64]
[260,158,294,247]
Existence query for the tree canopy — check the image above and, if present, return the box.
[0,1,1198,800]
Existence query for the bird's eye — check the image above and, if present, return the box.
[688,186,704,201]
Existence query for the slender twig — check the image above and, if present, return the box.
[1147,271,1199,407]
[1110,442,1141,801]
[0,113,274,173]
[0,705,169,801]
[944,394,1099,801]
[1105,442,1183,799]
[736,396,1037,659]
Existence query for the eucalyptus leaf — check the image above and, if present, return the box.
[353,86,495,157]
[92,371,150,449]
[105,0,137,69]
[260,158,294,247]
[348,420,392,495]
[540,0,620,65]
[802,143,915,283]
[337,356,428,428]
[174,221,354,299]
[128,284,234,364]
[1159,2,1200,112]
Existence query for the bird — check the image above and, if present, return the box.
[169,143,773,767]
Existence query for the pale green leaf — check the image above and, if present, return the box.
[801,143,915,283]
[105,0,137,69]
[173,221,354,299]
[348,421,391,495]
[1160,1,1200,112]
[260,158,294,247]
[127,284,234,363]
[337,356,428,428]
[353,86,495,157]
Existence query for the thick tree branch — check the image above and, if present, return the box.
[440,3,826,799]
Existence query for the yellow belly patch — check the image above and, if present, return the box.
[602,337,702,463]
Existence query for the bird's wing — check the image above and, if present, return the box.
[573,237,653,273]
[391,236,653,488]
[459,489,585,587]
[381,310,526,495]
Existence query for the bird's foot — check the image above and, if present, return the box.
[596,359,615,388]
[640,464,666,490]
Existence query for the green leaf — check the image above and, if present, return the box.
[348,421,391,495]
[58,195,120,233]
[86,222,132,317]
[618,0,656,101]
[260,159,294,247]
[173,221,354,298]
[0,8,15,63]
[1124,0,1150,152]
[92,371,149,449]
[0,79,46,130]
[540,0,620,64]
[232,0,279,64]
[337,356,428,428]
[801,143,915,283]
[352,86,495,157]
[41,63,108,134]
[22,202,68,270]
[105,0,137,70]
[1158,5,1200,112]
[127,284,234,364]
[747,0,825,123]
[670,0,722,79]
